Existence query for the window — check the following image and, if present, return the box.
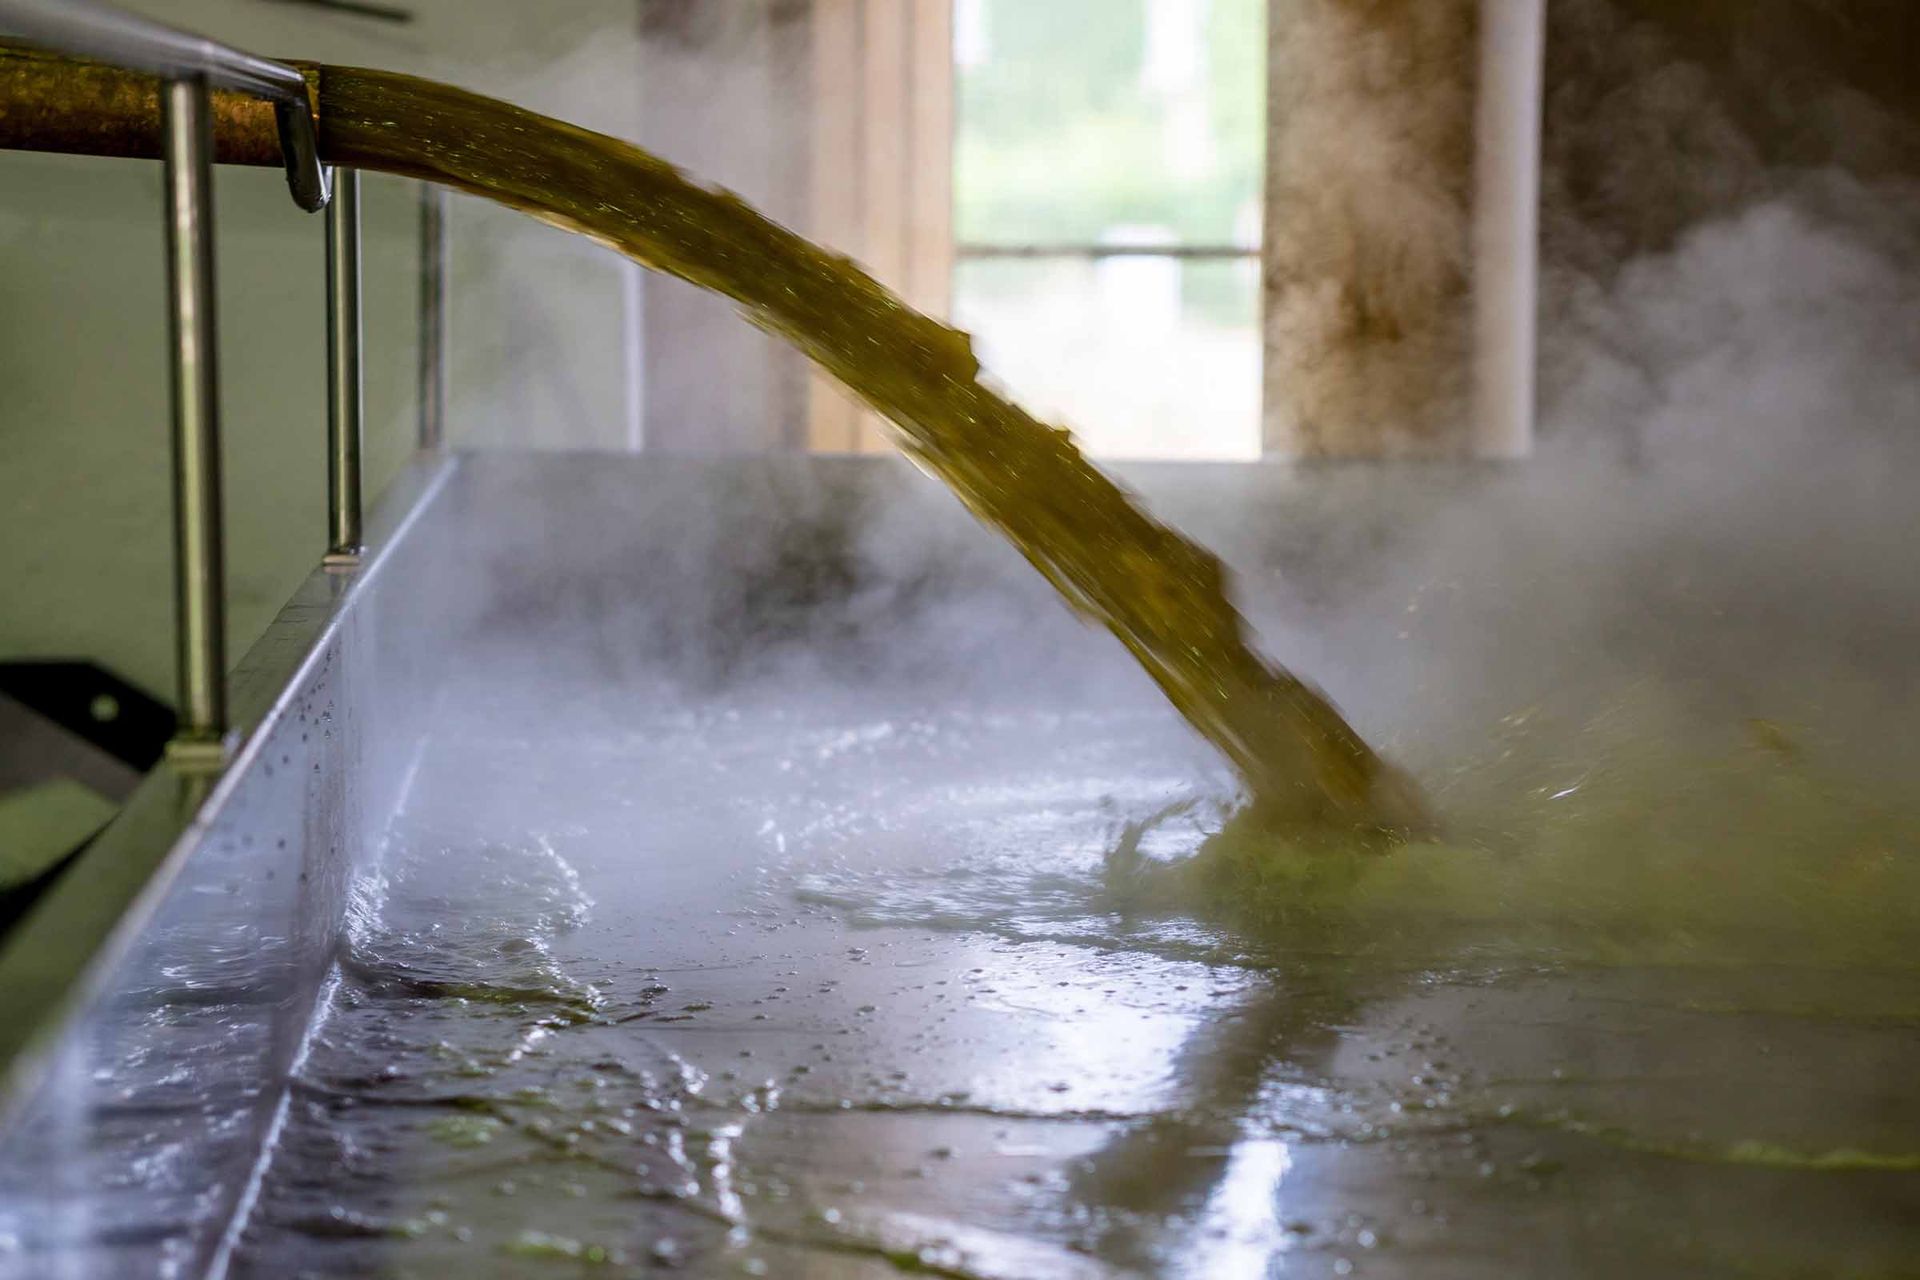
[952,0,1265,459]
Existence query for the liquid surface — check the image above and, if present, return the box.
[12,450,1898,1278]
[251,67,1920,1278]
[227,664,1920,1279]
[314,66,1412,832]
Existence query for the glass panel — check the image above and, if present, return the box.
[955,0,1265,248]
[954,255,1261,460]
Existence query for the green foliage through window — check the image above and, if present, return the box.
[956,0,1265,247]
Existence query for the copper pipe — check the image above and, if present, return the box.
[0,44,317,168]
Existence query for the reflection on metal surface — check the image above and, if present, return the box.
[1199,1138,1294,1278]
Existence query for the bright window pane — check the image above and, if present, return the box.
[954,256,1262,461]
[955,0,1265,247]
[954,0,1265,459]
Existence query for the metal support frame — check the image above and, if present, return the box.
[0,0,368,766]
[417,182,448,451]
[160,76,229,766]
[0,1,458,1146]
[325,166,365,565]
[0,0,458,763]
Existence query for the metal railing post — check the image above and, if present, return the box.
[416,182,448,450]
[324,165,364,565]
[3,0,336,771]
[161,75,229,766]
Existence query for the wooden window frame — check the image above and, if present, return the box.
[807,0,955,452]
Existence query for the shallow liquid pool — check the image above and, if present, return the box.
[226,663,1920,1279]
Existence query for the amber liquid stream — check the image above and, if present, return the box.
[317,67,1420,832]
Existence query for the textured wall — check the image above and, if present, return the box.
[1262,0,1920,459]
[1263,0,1479,457]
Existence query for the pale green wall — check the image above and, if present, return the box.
[0,0,646,703]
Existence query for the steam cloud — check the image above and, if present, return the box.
[454,0,1920,817]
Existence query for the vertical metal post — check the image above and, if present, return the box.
[1470,0,1545,459]
[325,165,364,564]
[621,259,644,452]
[416,181,448,450]
[161,75,228,764]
